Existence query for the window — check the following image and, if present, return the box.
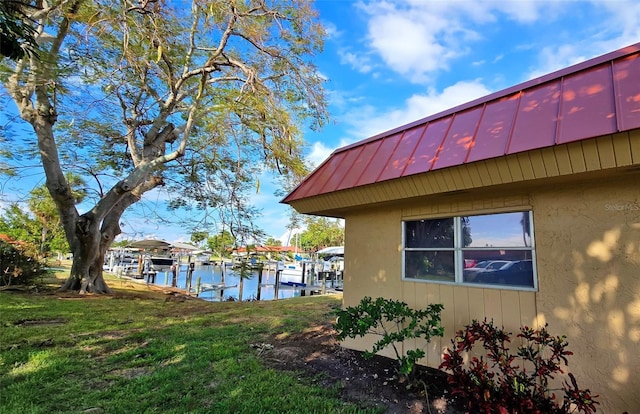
[403,211,536,289]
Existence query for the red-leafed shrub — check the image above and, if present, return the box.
[439,319,599,414]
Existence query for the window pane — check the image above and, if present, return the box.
[463,250,534,287]
[405,251,454,282]
[462,212,532,248]
[405,218,455,248]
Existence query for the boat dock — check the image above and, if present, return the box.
[106,252,343,302]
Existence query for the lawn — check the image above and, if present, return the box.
[0,270,375,414]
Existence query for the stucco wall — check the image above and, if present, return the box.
[532,177,640,413]
[341,175,640,413]
[341,207,404,359]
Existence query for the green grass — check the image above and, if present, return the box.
[0,272,375,414]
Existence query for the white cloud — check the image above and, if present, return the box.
[338,49,373,73]
[346,0,639,88]
[594,0,640,45]
[351,0,560,84]
[306,133,362,168]
[525,34,640,82]
[358,1,463,83]
[323,21,341,39]
[489,0,544,23]
[341,80,493,139]
[307,141,335,168]
[521,1,640,81]
[526,44,588,80]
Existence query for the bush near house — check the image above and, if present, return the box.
[333,296,444,382]
[440,319,599,414]
[0,238,46,287]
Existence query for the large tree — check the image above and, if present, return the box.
[1,0,326,293]
[298,216,344,252]
[206,229,235,258]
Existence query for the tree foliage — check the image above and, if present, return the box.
[190,231,208,247]
[27,174,86,255]
[0,203,41,250]
[207,230,235,257]
[0,178,84,257]
[0,0,39,60]
[264,237,281,246]
[298,216,343,251]
[0,0,327,293]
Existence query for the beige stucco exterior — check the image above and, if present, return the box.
[338,173,640,413]
[287,132,640,412]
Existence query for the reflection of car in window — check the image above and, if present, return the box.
[475,260,533,286]
[463,260,510,282]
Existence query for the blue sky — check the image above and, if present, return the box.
[259,0,640,244]
[3,1,640,246]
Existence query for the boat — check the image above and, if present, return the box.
[280,281,307,288]
[145,256,175,272]
[277,262,313,284]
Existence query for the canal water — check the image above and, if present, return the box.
[147,263,308,302]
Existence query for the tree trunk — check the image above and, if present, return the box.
[40,226,47,257]
[59,192,143,294]
[60,215,111,294]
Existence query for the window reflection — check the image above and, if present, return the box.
[405,218,454,248]
[403,211,535,289]
[467,259,533,286]
[462,212,531,247]
[405,251,454,282]
[463,250,533,285]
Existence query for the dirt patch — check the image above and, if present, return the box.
[259,322,464,414]
[14,317,67,327]
[109,367,152,379]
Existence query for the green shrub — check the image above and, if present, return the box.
[333,296,444,380]
[439,319,599,413]
[0,240,47,287]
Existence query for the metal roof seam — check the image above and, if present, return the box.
[607,61,621,167]
[352,139,384,187]
[280,151,334,203]
[375,129,407,183]
[611,59,623,133]
[400,123,430,177]
[334,145,365,192]
[463,103,487,164]
[554,76,566,145]
[318,150,349,194]
[504,91,524,155]
[430,112,456,171]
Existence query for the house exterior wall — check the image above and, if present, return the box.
[341,174,640,413]
[532,176,640,413]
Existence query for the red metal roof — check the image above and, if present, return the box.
[283,42,640,204]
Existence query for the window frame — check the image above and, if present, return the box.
[402,211,537,291]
